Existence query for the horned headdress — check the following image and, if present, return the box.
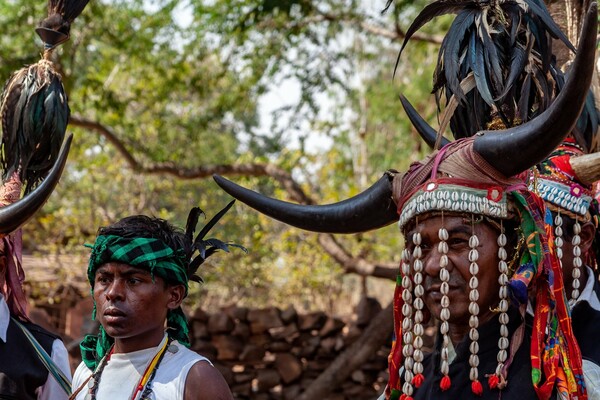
[212,2,598,399]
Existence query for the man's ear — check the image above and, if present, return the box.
[579,221,596,254]
[166,284,186,310]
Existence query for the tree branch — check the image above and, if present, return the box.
[68,116,398,281]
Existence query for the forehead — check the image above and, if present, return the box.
[407,214,498,235]
[95,262,149,275]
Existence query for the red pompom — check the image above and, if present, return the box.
[399,395,407,400]
[488,375,499,389]
[440,375,451,391]
[471,380,483,396]
[412,373,425,388]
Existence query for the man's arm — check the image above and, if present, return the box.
[184,361,233,400]
[38,339,72,400]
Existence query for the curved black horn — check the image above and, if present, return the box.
[213,172,398,234]
[0,134,72,235]
[399,94,450,149]
[474,2,598,177]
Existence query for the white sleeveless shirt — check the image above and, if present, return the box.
[72,336,211,400]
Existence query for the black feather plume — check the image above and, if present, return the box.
[185,200,247,283]
[0,0,89,193]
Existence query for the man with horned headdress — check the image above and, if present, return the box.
[391,0,600,394]
[0,0,89,398]
[211,1,598,399]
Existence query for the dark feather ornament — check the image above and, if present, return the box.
[185,200,247,283]
[386,0,575,139]
[0,0,89,193]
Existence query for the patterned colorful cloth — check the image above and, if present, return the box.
[80,235,191,370]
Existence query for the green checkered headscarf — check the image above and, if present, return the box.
[80,234,191,370]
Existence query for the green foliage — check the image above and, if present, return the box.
[2,0,450,312]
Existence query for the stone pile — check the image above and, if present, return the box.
[189,297,391,400]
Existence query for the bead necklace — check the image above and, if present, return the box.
[85,336,172,400]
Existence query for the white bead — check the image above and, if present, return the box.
[403,332,413,344]
[499,285,508,299]
[469,354,480,367]
[555,236,563,247]
[439,228,449,241]
[413,232,422,245]
[413,246,422,259]
[441,282,449,294]
[414,259,423,271]
[498,274,508,285]
[572,268,581,279]
[440,254,449,267]
[441,361,449,375]
[469,249,479,262]
[554,215,563,226]
[497,350,507,363]
[573,279,581,289]
[470,368,479,381]
[414,273,423,285]
[469,289,480,302]
[498,247,507,260]
[573,246,581,257]
[414,324,424,337]
[574,223,581,235]
[499,299,508,312]
[414,362,424,373]
[470,341,479,354]
[497,234,507,247]
[441,296,450,308]
[469,276,479,289]
[414,310,423,323]
[441,347,449,360]
[499,312,509,325]
[440,321,449,334]
[469,235,479,247]
[441,308,450,321]
[414,297,424,309]
[469,315,479,328]
[498,261,508,273]
[402,318,412,331]
[470,262,479,275]
[469,328,479,341]
[499,337,509,350]
[572,289,581,299]
[574,257,583,267]
[500,324,509,338]
[413,335,423,348]
[402,304,412,317]
[438,241,449,254]
[440,268,450,282]
[557,248,563,259]
[469,302,480,315]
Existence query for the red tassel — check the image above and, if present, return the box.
[440,375,451,391]
[488,375,499,389]
[471,380,483,396]
[399,395,407,400]
[412,373,425,388]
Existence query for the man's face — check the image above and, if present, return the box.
[93,262,184,351]
[406,215,501,326]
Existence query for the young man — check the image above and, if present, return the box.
[211,3,598,398]
[71,207,238,400]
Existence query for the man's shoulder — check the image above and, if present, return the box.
[18,320,61,342]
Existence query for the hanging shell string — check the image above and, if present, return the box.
[85,346,115,400]
[571,217,582,306]
[400,230,416,399]
[412,228,426,389]
[438,212,452,391]
[468,215,482,395]
[489,221,509,390]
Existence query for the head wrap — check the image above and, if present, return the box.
[385,138,585,400]
[80,235,191,370]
